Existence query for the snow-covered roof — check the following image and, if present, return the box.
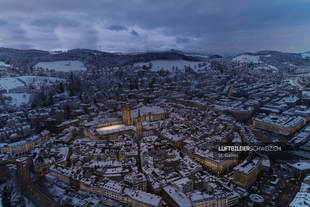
[233,157,260,175]
[163,185,192,207]
[131,105,165,118]
[125,188,162,207]
[289,161,310,171]
[96,124,135,135]
[103,180,124,194]
[290,192,310,207]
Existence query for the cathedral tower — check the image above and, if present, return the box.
[122,105,131,125]
[136,110,143,138]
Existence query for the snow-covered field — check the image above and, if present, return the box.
[233,55,262,64]
[34,60,86,72]
[0,76,65,107]
[0,61,11,67]
[0,77,25,93]
[134,60,205,72]
[0,76,64,93]
[3,93,31,107]
[18,76,65,88]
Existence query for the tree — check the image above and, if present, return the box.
[58,82,64,93]
[2,185,12,207]
[65,104,72,119]
[149,77,156,88]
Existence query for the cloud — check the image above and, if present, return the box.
[176,37,190,44]
[131,29,139,36]
[107,24,128,31]
[0,0,309,53]
[0,19,6,26]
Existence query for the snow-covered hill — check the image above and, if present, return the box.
[134,60,207,72]
[232,55,262,64]
[254,64,278,72]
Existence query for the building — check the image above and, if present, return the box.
[86,124,136,140]
[290,175,310,207]
[124,172,148,191]
[229,157,262,189]
[162,185,192,207]
[172,177,193,193]
[253,113,305,136]
[122,105,132,125]
[1,130,50,156]
[102,181,126,203]
[84,105,166,140]
[125,188,163,207]
[188,148,238,176]
[191,191,239,207]
[136,116,143,138]
[130,105,167,124]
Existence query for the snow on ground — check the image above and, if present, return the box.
[17,76,65,88]
[0,77,25,93]
[302,53,310,59]
[49,48,68,54]
[0,61,11,67]
[0,76,64,107]
[0,76,65,93]
[34,60,86,72]
[3,93,31,107]
[254,64,278,72]
[233,55,262,64]
[134,60,205,72]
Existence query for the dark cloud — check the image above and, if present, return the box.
[0,0,309,53]
[176,37,190,44]
[131,30,139,36]
[107,24,128,31]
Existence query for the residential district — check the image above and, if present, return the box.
[1,52,310,207]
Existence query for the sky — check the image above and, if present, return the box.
[0,0,309,54]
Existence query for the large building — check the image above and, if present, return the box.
[184,145,238,175]
[253,113,305,136]
[130,106,167,124]
[1,130,50,156]
[84,105,166,140]
[290,175,310,207]
[85,123,136,140]
[122,105,131,125]
[124,172,148,191]
[50,167,162,207]
[228,157,262,189]
[191,191,239,207]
